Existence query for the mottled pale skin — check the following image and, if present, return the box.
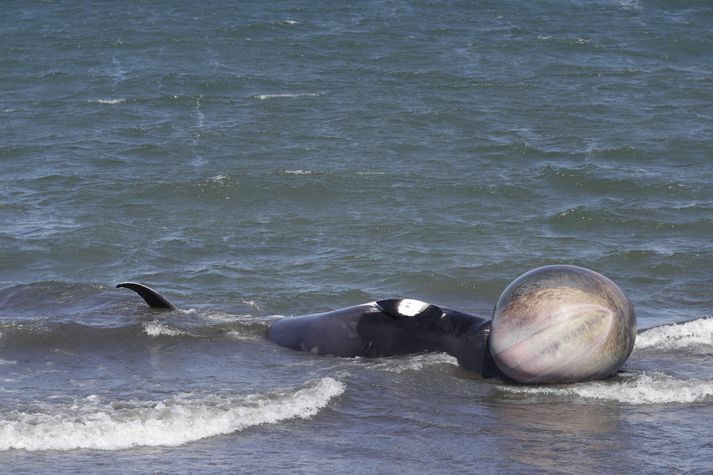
[489,265,636,384]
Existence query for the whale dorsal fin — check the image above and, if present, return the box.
[117,282,176,309]
[376,299,444,319]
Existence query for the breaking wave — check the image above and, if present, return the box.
[499,372,713,405]
[636,317,713,351]
[0,377,344,451]
[143,321,186,337]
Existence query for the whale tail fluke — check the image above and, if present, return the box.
[117,282,176,309]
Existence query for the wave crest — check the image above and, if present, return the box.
[499,373,713,404]
[636,317,713,351]
[0,377,344,451]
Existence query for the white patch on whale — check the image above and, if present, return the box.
[397,299,430,317]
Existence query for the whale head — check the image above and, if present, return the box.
[489,265,636,384]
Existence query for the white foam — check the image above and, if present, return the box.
[208,174,229,184]
[225,330,261,341]
[619,0,642,10]
[370,353,458,374]
[225,330,247,340]
[284,169,312,175]
[254,93,319,100]
[242,300,262,311]
[143,321,185,337]
[0,377,344,451]
[202,311,242,322]
[90,99,125,105]
[635,317,713,351]
[499,373,713,405]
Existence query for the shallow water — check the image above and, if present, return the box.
[2,0,713,473]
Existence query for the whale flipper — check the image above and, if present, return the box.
[117,282,176,309]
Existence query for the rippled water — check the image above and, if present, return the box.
[2,1,713,473]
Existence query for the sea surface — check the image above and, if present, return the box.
[2,0,713,473]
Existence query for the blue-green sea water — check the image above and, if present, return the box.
[2,1,713,473]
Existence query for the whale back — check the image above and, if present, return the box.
[489,265,636,384]
[267,299,489,359]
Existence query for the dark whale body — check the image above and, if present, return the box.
[117,283,503,378]
[268,299,503,377]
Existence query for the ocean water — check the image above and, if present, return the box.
[2,0,713,472]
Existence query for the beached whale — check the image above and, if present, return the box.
[118,281,501,376]
[118,265,637,384]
